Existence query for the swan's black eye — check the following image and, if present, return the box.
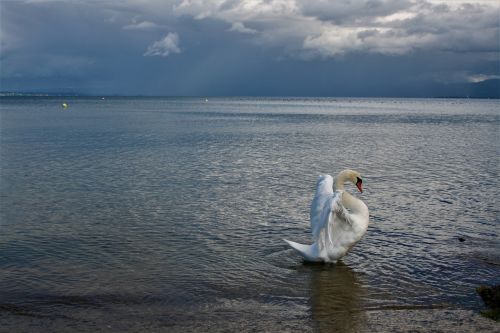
[356,177,362,184]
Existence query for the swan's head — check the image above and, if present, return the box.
[355,175,363,193]
[336,169,363,193]
[351,170,363,193]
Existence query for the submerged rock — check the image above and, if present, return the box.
[477,285,500,321]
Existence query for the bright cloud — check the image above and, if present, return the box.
[229,22,257,34]
[144,32,181,57]
[467,73,500,83]
[123,20,163,31]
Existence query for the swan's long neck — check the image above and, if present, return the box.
[333,170,354,191]
[342,191,368,217]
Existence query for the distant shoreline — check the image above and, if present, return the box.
[1,93,499,99]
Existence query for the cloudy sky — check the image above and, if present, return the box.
[1,0,499,97]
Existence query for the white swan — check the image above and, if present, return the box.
[285,169,369,263]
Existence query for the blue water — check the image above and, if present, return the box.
[0,97,499,331]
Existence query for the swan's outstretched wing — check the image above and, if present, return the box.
[310,175,334,239]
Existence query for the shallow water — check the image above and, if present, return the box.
[0,97,499,331]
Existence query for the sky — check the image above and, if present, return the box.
[1,0,499,97]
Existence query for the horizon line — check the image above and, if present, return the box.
[1,93,498,100]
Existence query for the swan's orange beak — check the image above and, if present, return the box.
[356,178,363,193]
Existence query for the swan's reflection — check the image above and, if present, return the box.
[300,262,366,332]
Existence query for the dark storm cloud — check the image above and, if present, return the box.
[0,0,498,96]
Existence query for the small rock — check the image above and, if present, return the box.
[477,285,500,321]
[477,285,500,309]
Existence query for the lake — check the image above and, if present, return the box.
[0,97,499,332]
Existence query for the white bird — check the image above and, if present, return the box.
[285,169,369,263]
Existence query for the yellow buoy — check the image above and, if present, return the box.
[62,102,69,109]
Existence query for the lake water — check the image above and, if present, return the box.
[0,97,499,332]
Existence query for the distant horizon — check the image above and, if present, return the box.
[1,80,499,100]
[1,94,498,99]
[2,78,498,99]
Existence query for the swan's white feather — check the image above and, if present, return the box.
[310,175,335,239]
[284,240,322,262]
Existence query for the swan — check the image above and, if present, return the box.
[285,169,369,263]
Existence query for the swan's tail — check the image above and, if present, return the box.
[284,239,322,262]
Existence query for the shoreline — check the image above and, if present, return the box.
[1,306,498,332]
